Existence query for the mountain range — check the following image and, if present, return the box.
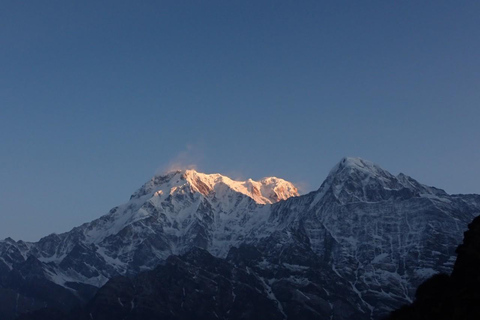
[2,157,479,320]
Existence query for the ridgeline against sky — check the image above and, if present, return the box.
[1,1,479,240]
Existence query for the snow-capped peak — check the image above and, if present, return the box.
[329,157,394,179]
[182,169,298,204]
[324,157,399,191]
[130,169,298,205]
[78,169,299,249]
[311,157,449,205]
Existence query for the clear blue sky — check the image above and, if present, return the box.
[1,1,479,241]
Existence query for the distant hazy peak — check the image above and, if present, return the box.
[131,169,299,205]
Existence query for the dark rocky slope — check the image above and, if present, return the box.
[18,246,368,320]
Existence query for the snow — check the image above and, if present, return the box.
[96,247,127,271]
[43,258,110,288]
[414,268,438,278]
[296,289,311,300]
[182,169,298,204]
[282,263,309,271]
[257,276,287,319]
[372,253,389,264]
[0,257,12,270]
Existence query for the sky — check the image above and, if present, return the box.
[1,1,479,241]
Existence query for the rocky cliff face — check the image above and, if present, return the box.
[386,215,480,320]
[2,158,480,320]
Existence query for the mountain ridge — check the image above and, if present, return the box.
[2,157,480,320]
[130,169,299,204]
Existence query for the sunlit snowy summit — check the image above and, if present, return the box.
[1,158,480,320]
[132,169,299,204]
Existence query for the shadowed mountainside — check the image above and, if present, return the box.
[386,215,480,319]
